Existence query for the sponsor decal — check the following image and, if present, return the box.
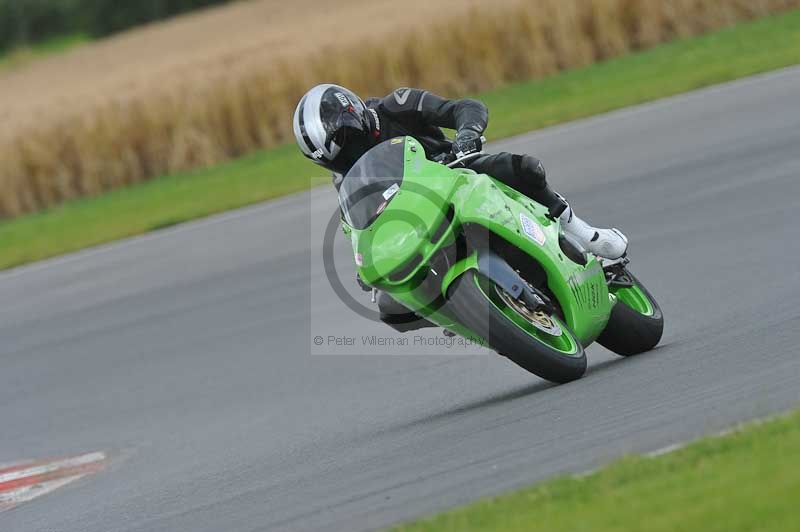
[368,108,381,134]
[519,212,546,246]
[393,88,411,105]
[567,263,604,309]
[390,137,404,145]
[355,253,364,267]
[335,92,350,107]
[382,183,400,201]
[311,148,325,160]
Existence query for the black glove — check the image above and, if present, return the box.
[452,128,483,158]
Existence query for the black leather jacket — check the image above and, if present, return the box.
[335,88,553,207]
[365,88,489,159]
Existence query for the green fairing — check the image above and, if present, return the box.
[344,137,616,347]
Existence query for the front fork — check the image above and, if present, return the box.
[440,249,555,314]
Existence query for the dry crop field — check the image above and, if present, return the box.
[0,0,797,218]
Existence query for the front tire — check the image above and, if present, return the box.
[598,270,664,356]
[447,271,587,383]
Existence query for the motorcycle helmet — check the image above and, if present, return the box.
[293,84,374,174]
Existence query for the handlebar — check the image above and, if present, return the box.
[446,151,484,168]
[443,135,487,168]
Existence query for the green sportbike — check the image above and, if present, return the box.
[340,136,663,383]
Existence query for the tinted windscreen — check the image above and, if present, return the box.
[339,139,406,229]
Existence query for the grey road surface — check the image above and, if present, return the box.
[2,67,799,532]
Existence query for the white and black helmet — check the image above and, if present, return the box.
[293,84,373,174]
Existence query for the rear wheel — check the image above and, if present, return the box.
[447,271,586,383]
[598,270,664,356]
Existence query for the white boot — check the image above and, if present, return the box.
[559,205,628,260]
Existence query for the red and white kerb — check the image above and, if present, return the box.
[0,451,108,512]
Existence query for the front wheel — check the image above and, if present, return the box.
[447,271,587,383]
[598,270,664,356]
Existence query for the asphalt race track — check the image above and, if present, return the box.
[2,67,799,532]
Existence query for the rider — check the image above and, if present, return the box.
[293,84,628,260]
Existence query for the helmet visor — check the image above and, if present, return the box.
[329,126,371,174]
[321,91,368,150]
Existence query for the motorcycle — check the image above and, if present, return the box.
[339,136,663,383]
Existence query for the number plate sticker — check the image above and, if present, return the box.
[383,184,400,201]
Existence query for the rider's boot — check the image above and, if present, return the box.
[511,154,629,259]
[529,184,628,260]
[559,204,628,260]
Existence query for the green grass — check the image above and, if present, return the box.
[0,33,89,71]
[2,10,800,270]
[0,145,329,268]
[388,411,800,532]
[479,10,800,139]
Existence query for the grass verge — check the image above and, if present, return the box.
[388,410,800,532]
[2,10,800,270]
[0,33,89,71]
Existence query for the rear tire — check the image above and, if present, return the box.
[447,271,586,383]
[597,271,664,356]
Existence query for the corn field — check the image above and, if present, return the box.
[0,0,797,218]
